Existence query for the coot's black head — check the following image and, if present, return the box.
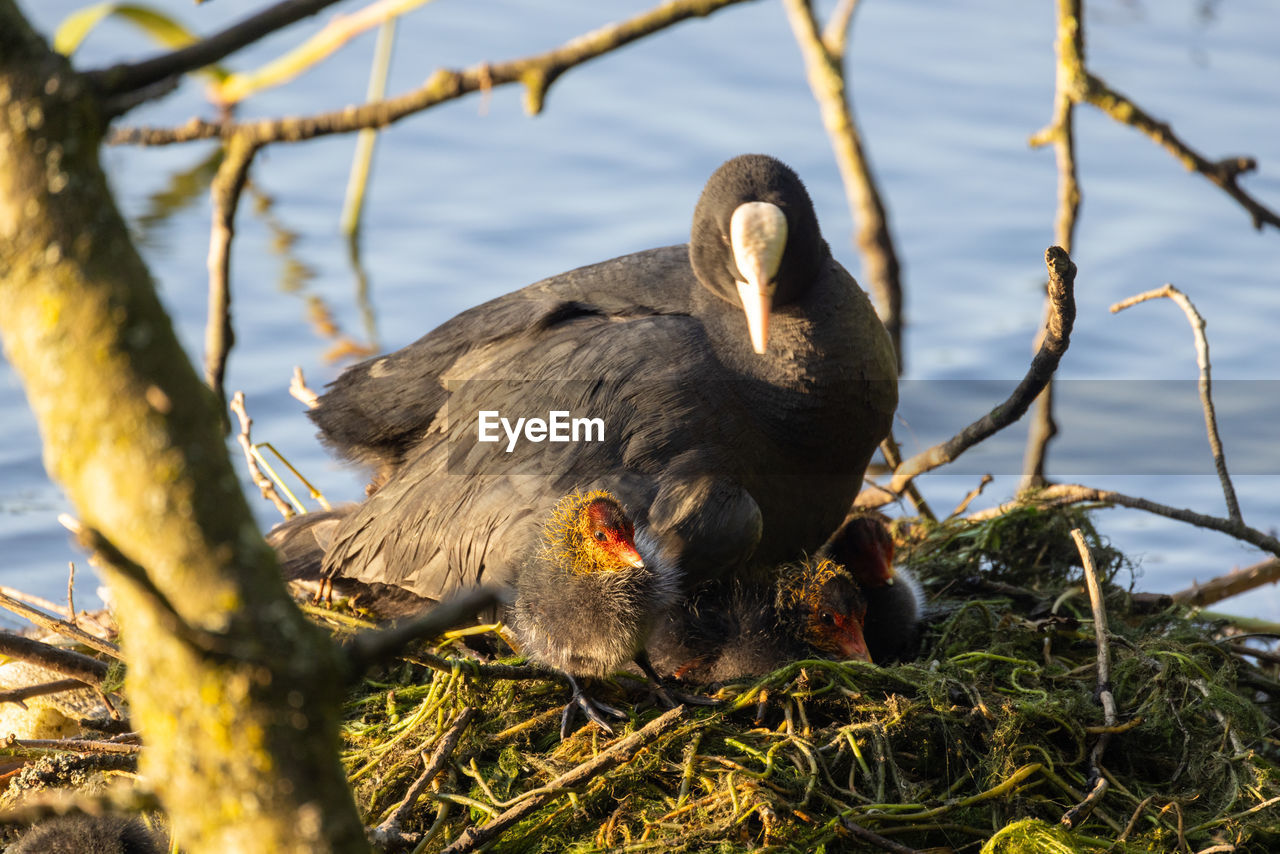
[689,154,828,354]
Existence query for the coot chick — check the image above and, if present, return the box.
[309,154,898,605]
[9,814,162,854]
[822,515,922,663]
[651,557,870,683]
[509,491,680,736]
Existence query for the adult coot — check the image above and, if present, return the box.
[303,154,897,602]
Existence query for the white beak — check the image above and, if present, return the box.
[730,201,788,354]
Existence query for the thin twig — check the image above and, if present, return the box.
[290,366,321,408]
[371,706,476,846]
[3,735,141,755]
[66,563,77,629]
[439,705,685,854]
[1110,284,1241,523]
[111,0,753,146]
[948,474,993,519]
[1173,557,1280,608]
[1062,528,1115,829]
[205,133,261,415]
[0,633,109,688]
[781,0,903,370]
[0,591,121,659]
[839,817,924,854]
[85,0,349,101]
[873,436,934,520]
[0,679,93,707]
[873,247,1076,499]
[230,391,299,519]
[58,515,235,658]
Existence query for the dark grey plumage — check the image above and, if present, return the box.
[820,515,922,663]
[650,558,869,682]
[9,814,162,854]
[304,154,897,603]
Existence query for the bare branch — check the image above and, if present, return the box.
[1173,557,1280,608]
[0,633,109,688]
[0,591,121,659]
[206,134,260,412]
[230,391,299,519]
[839,817,924,854]
[110,0,753,147]
[1110,284,1241,523]
[878,247,1076,498]
[820,0,861,58]
[948,474,993,519]
[0,679,93,707]
[967,484,1280,559]
[439,705,685,854]
[781,0,903,370]
[85,0,349,102]
[371,706,476,846]
[870,435,934,520]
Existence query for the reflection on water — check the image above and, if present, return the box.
[3,0,1279,618]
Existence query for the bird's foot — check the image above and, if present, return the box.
[561,676,628,739]
[635,651,720,708]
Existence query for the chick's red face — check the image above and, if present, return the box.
[584,498,645,569]
[806,581,871,663]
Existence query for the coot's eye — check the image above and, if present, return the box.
[594,530,608,542]
[819,612,835,626]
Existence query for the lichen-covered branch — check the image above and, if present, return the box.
[1110,284,1241,523]
[781,0,903,370]
[0,633,109,687]
[110,0,754,147]
[0,6,370,849]
[875,247,1076,499]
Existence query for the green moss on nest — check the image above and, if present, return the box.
[318,505,1280,852]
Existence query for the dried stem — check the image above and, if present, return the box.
[1110,284,1241,523]
[205,133,260,414]
[948,474,993,519]
[1062,529,1115,828]
[230,391,299,519]
[110,0,752,146]
[0,591,121,659]
[874,247,1075,499]
[781,0,903,370]
[439,705,685,854]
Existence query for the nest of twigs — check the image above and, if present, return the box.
[316,505,1280,853]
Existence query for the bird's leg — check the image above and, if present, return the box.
[635,650,719,707]
[561,675,627,739]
